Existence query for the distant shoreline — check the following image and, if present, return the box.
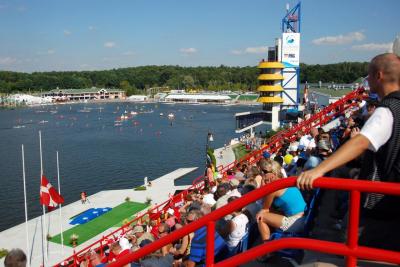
[1,99,262,109]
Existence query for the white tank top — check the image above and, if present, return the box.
[227,213,249,248]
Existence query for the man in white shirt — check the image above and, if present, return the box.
[298,127,318,154]
[296,53,399,188]
[297,53,400,250]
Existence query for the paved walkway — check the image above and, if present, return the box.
[0,167,197,267]
[214,144,236,168]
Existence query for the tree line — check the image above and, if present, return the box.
[0,62,369,95]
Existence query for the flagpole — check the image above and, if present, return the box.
[56,151,64,255]
[22,145,31,267]
[39,131,47,264]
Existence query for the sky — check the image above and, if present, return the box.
[0,0,398,72]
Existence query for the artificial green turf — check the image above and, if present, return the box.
[232,144,251,161]
[50,201,148,247]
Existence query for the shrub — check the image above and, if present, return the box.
[69,233,79,244]
[0,248,8,259]
[46,234,52,241]
[207,148,216,167]
[145,197,152,205]
[134,185,147,191]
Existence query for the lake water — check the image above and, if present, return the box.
[0,102,260,231]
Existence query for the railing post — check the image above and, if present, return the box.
[347,190,360,267]
[100,236,104,257]
[206,221,215,267]
[73,250,77,267]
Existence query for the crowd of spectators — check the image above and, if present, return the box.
[70,92,375,267]
[4,53,399,267]
[8,53,400,267]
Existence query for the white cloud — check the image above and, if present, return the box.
[244,46,268,54]
[312,31,365,45]
[79,64,90,69]
[102,57,114,62]
[37,49,55,55]
[104,42,116,48]
[231,46,268,55]
[64,30,71,36]
[0,57,17,65]
[180,48,197,55]
[352,42,393,52]
[88,26,95,31]
[122,51,135,56]
[230,50,243,55]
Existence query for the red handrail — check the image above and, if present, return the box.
[218,87,367,174]
[108,177,400,267]
[216,238,400,267]
[59,88,367,266]
[56,174,206,266]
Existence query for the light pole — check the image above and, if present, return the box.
[205,131,214,178]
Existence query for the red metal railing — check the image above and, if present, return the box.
[56,174,206,266]
[217,87,367,174]
[108,177,400,267]
[58,88,367,266]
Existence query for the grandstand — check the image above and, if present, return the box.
[56,87,400,267]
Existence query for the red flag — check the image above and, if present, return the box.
[40,175,64,207]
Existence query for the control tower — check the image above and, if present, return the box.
[257,60,284,129]
[235,2,301,133]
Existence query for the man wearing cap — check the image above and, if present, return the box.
[131,225,155,248]
[165,208,178,228]
[303,139,332,171]
[297,53,400,250]
[109,241,130,267]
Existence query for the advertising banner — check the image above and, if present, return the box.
[282,32,300,67]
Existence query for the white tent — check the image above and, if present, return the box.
[8,94,53,105]
[127,95,148,102]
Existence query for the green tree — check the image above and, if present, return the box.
[182,75,195,89]
[120,80,131,90]
[0,62,369,94]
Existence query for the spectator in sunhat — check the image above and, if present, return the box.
[131,225,154,246]
[165,208,178,228]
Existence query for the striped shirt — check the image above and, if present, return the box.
[188,227,227,265]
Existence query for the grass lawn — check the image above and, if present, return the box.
[237,95,258,101]
[299,87,352,98]
[232,144,251,161]
[311,88,352,97]
[50,201,148,247]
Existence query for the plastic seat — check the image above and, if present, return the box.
[237,230,249,253]
[267,189,322,264]
[227,226,250,257]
